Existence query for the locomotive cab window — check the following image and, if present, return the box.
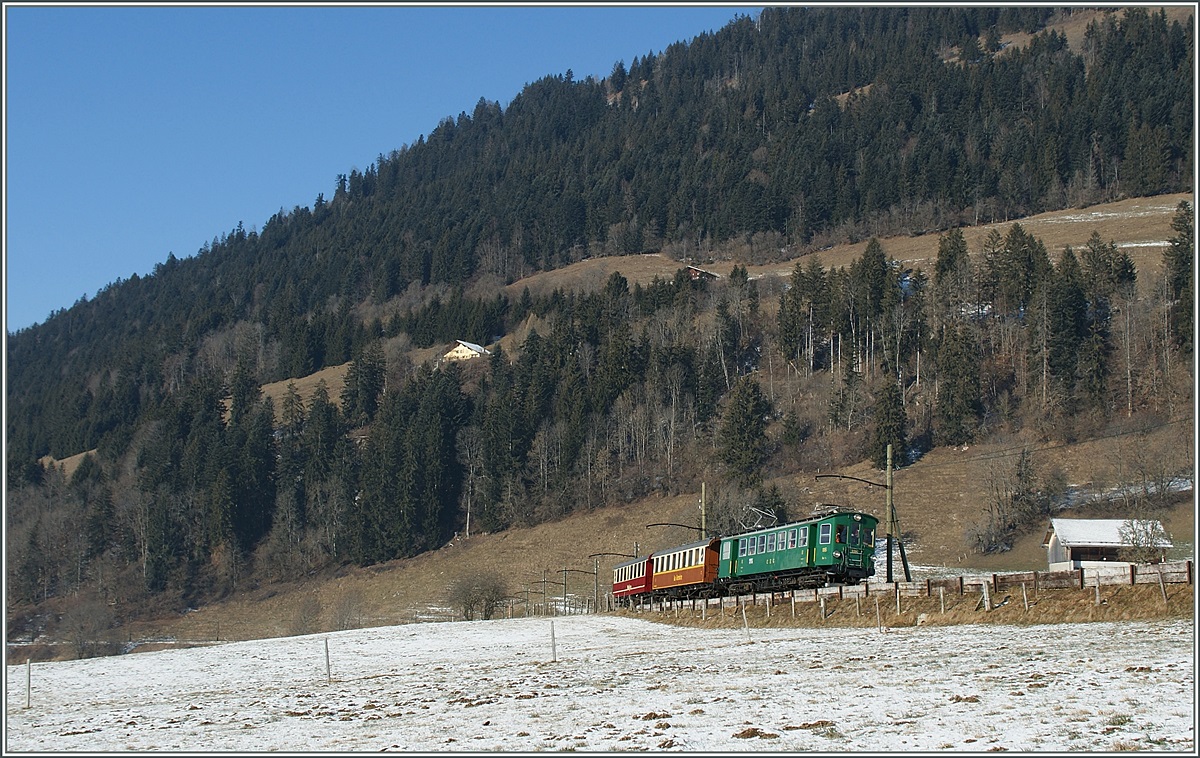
[835,525,846,544]
[819,523,832,545]
[739,540,748,558]
[849,524,860,547]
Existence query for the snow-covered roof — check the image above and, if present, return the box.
[1044,518,1172,548]
[451,339,490,355]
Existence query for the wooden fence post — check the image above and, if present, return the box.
[1158,564,1169,605]
[939,586,945,614]
[1021,583,1029,612]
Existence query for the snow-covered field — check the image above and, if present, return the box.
[5,615,1194,753]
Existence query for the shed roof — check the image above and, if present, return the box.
[1044,518,1172,548]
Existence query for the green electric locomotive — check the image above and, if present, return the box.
[714,509,878,595]
[608,509,879,606]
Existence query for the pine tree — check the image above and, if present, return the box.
[934,326,982,446]
[718,376,771,487]
[1164,200,1193,354]
[870,377,906,469]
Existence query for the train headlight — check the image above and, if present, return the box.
[833,551,843,558]
[853,514,862,521]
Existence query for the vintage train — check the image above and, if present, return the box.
[611,509,879,604]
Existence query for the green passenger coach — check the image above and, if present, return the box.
[715,509,878,594]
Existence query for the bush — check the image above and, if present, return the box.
[448,573,508,621]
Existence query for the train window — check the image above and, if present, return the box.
[819,523,832,545]
[723,541,732,560]
[739,540,747,558]
[849,524,860,546]
[767,533,776,552]
[835,525,846,543]
[757,535,767,554]
[799,527,808,547]
[789,529,797,549]
[864,528,875,546]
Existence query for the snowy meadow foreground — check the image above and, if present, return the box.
[5,615,1194,752]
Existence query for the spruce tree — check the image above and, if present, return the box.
[870,377,906,469]
[1165,201,1193,354]
[718,376,771,488]
[933,326,982,446]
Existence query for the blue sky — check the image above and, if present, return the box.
[4,3,755,332]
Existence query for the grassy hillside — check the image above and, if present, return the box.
[20,193,1194,654]
[107,416,1191,650]
[504,194,1191,302]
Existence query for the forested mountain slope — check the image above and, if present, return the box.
[5,7,1193,630]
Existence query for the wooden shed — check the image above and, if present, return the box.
[1042,518,1172,571]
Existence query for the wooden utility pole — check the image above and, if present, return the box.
[885,444,912,583]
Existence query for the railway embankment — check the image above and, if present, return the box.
[618,561,1195,630]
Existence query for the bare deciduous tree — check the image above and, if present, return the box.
[448,573,508,621]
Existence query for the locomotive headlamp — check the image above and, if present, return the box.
[833,551,843,558]
[852,514,862,521]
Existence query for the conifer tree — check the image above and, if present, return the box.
[718,376,771,487]
[934,326,982,446]
[1164,200,1193,354]
[870,377,906,469]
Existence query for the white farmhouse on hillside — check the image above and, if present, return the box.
[1042,518,1172,571]
[443,339,491,363]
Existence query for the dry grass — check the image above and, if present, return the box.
[1001,7,1194,59]
[501,193,1191,304]
[640,583,1194,632]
